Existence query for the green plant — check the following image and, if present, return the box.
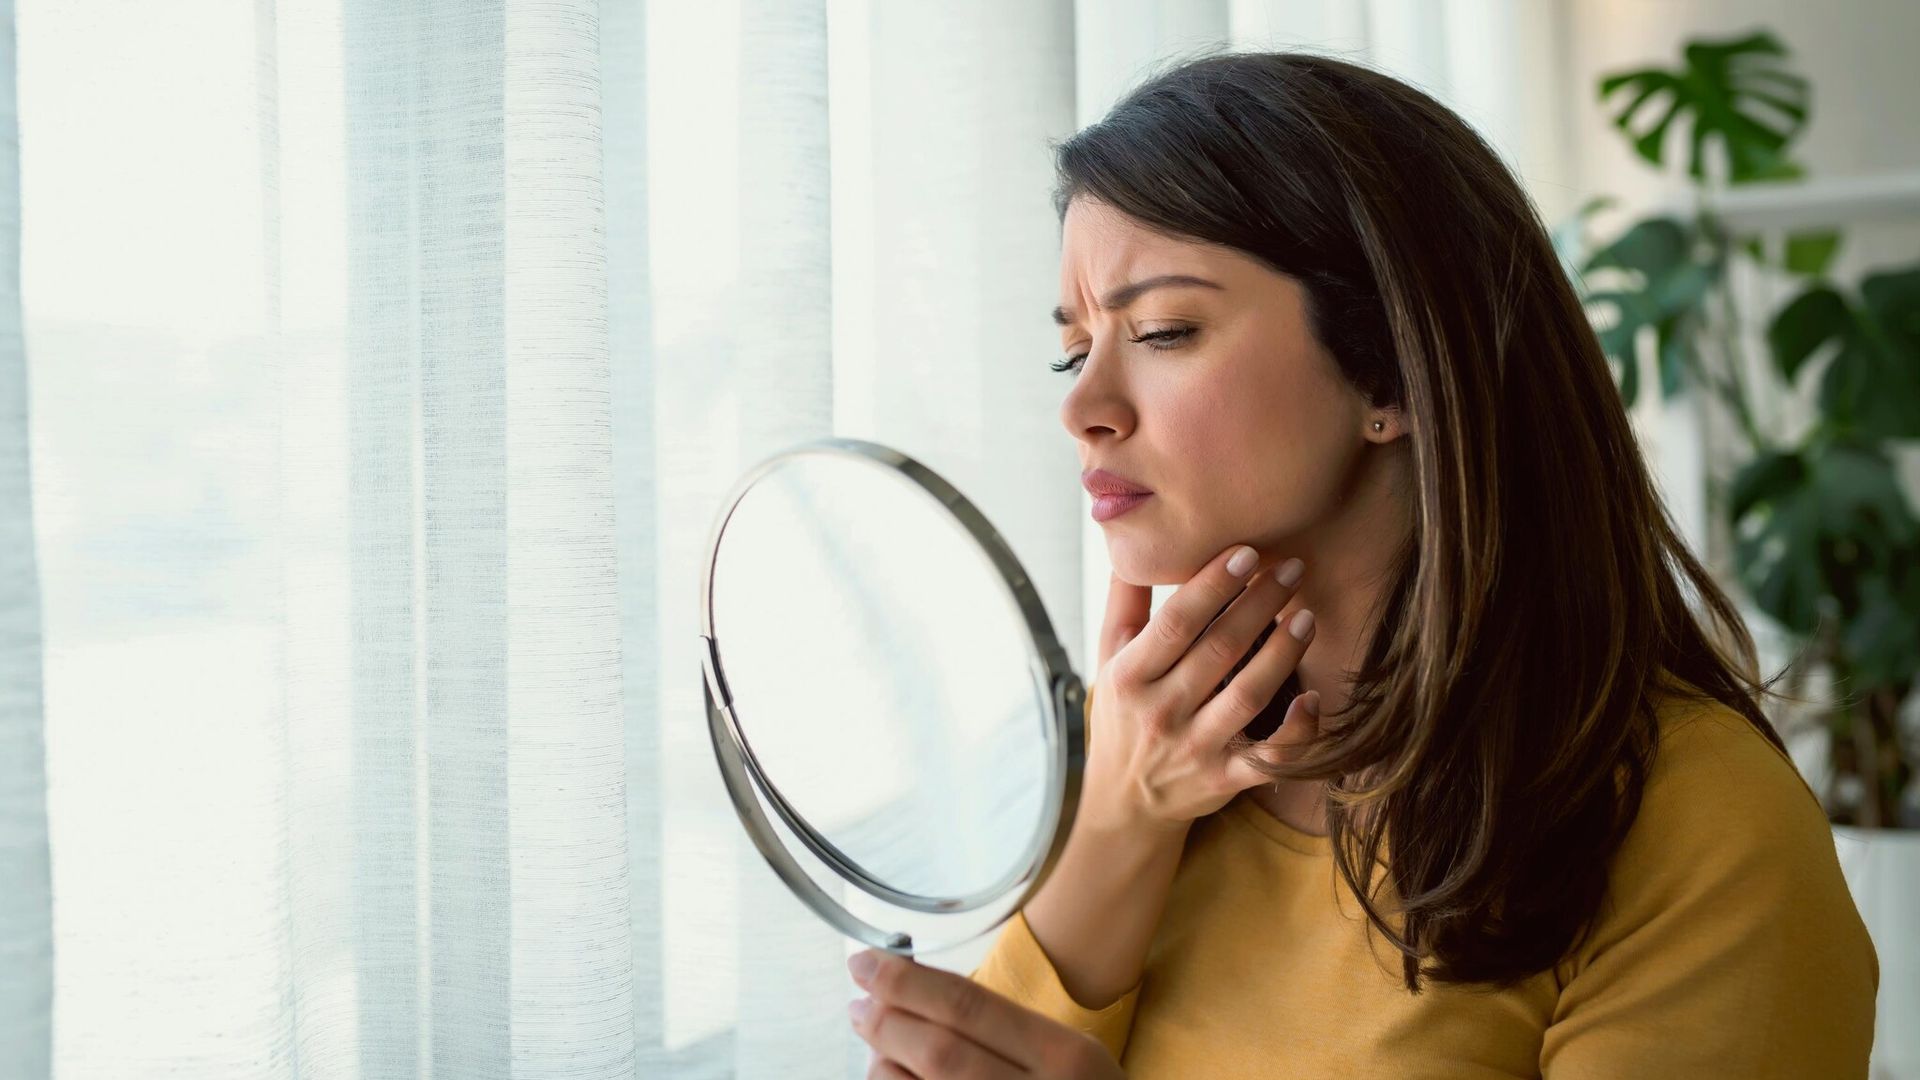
[1559,30,1920,827]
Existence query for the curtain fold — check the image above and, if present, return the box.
[339,1,433,1072]
[600,1,664,1075]
[0,0,51,1073]
[334,0,628,1074]
[733,2,842,1075]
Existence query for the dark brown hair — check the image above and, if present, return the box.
[1053,49,1795,992]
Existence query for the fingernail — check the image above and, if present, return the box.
[1288,609,1315,641]
[848,951,878,985]
[849,997,872,1024]
[1302,690,1321,716]
[1227,546,1257,576]
[1274,558,1304,587]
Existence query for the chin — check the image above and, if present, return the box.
[1105,537,1211,589]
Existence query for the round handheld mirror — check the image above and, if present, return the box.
[698,437,1086,959]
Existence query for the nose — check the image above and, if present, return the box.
[1059,358,1132,445]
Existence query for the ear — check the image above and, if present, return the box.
[1366,406,1407,442]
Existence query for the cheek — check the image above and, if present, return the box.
[1170,366,1352,516]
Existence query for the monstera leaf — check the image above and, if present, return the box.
[1768,265,1920,439]
[1846,566,1920,688]
[1581,217,1716,406]
[1731,440,1920,636]
[1742,229,1843,277]
[1598,30,1808,185]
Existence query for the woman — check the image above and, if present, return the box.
[845,51,1878,1078]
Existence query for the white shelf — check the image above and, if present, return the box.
[1662,168,1920,233]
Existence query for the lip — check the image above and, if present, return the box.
[1091,492,1153,522]
[1082,467,1153,497]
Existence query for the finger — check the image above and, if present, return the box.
[1192,601,1316,755]
[1223,689,1324,790]
[868,1057,918,1080]
[1097,569,1152,675]
[1123,544,1271,684]
[858,1000,1024,1080]
[1169,557,1307,710]
[855,949,1049,1072]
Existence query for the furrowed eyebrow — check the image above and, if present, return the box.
[1051,274,1224,326]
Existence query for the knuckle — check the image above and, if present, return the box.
[868,955,903,998]
[1203,631,1244,667]
[945,979,986,1029]
[1219,682,1264,718]
[926,1031,967,1076]
[1150,613,1188,650]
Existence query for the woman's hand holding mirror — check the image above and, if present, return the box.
[847,947,1126,1079]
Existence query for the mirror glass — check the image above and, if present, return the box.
[704,444,1073,939]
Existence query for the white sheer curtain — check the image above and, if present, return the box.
[0,2,1554,1077]
[2,1,47,1074]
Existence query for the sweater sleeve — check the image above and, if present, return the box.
[1539,707,1879,1079]
[967,907,1143,1063]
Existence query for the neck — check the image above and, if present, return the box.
[1262,439,1411,720]
[1243,439,1411,838]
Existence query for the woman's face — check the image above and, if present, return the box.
[1056,195,1390,586]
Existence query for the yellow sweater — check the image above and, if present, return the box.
[970,685,1879,1078]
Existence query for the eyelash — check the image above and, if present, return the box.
[1050,327,1195,375]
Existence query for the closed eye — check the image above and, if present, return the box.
[1050,327,1195,374]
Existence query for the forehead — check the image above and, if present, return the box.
[1059,197,1195,271]
[1056,198,1243,318]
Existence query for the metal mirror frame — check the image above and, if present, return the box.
[697,437,1086,955]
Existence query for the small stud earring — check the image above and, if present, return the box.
[1371,420,1385,432]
